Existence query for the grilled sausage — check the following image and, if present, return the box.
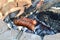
[20,17,37,25]
[14,19,35,31]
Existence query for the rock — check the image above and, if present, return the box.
[19,32,41,40]
[0,20,8,34]
[0,29,19,40]
[44,33,60,40]
[0,20,19,40]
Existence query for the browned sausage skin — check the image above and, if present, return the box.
[20,17,37,25]
[14,18,35,31]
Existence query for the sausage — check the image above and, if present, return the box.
[20,17,37,25]
[14,19,35,31]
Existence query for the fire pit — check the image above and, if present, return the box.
[3,4,60,40]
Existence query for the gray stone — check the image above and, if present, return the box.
[19,32,41,40]
[0,20,19,40]
[44,33,60,40]
[0,20,8,34]
[0,29,19,40]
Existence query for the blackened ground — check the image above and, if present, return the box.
[36,11,60,31]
